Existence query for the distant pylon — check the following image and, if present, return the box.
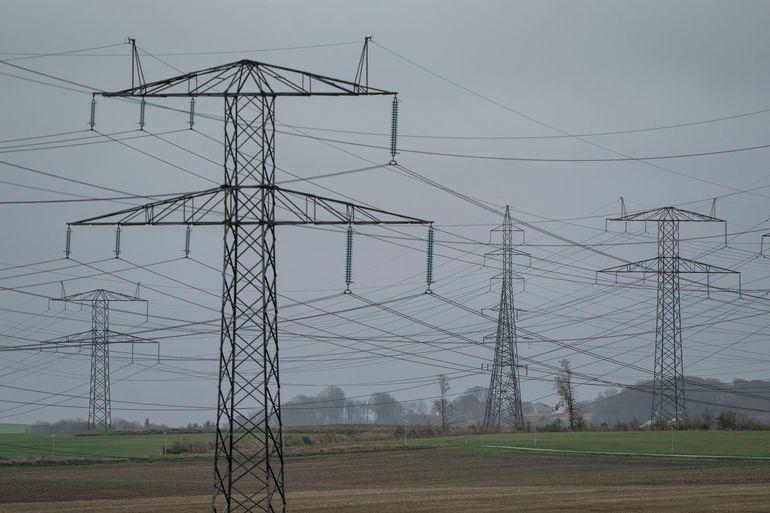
[483,206,528,429]
[50,289,153,432]
[599,207,739,423]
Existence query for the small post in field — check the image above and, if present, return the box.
[670,426,674,455]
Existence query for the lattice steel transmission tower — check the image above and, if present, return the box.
[49,289,153,432]
[599,207,739,423]
[483,206,529,429]
[68,48,430,512]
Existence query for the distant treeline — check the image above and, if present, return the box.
[283,385,551,427]
[26,417,215,435]
[26,376,770,433]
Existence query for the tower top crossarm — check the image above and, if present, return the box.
[608,206,724,223]
[97,59,396,98]
[52,289,145,303]
[67,185,430,227]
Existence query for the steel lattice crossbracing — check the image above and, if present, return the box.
[598,207,739,424]
[89,293,111,432]
[483,206,524,429]
[653,220,685,422]
[211,95,284,512]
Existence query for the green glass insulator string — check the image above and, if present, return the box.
[389,95,399,164]
[344,224,353,293]
[426,224,434,294]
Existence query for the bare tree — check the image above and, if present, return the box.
[369,392,404,424]
[554,359,581,430]
[434,374,452,431]
[318,386,346,424]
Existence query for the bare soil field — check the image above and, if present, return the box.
[0,448,769,512]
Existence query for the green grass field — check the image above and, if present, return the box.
[0,432,214,460]
[409,431,770,458]
[0,424,27,434]
[0,430,769,462]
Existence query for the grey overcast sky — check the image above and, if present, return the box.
[1,0,770,425]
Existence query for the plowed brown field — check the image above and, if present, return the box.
[1,448,769,512]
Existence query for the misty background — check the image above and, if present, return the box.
[1,0,770,428]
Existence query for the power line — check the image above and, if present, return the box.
[282,105,770,141]
[279,129,770,163]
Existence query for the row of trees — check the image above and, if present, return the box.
[284,362,770,431]
[20,360,613,433]
[283,382,490,427]
[283,387,408,426]
[39,361,769,432]
[282,376,556,428]
[27,417,151,434]
[26,417,218,434]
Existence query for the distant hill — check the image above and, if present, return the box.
[588,377,770,425]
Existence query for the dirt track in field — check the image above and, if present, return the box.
[1,448,769,512]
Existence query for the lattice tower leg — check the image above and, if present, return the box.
[88,292,111,432]
[652,220,685,423]
[212,94,284,513]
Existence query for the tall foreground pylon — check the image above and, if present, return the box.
[599,207,739,423]
[68,54,430,511]
[49,289,153,432]
[483,206,528,429]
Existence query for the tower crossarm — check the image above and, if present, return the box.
[67,187,224,226]
[479,323,529,345]
[69,185,430,227]
[44,330,156,349]
[97,59,395,98]
[667,258,737,274]
[485,247,530,256]
[52,289,145,303]
[598,257,739,275]
[101,330,157,345]
[608,206,724,223]
[480,334,536,345]
[482,362,527,374]
[484,247,531,260]
[273,187,428,225]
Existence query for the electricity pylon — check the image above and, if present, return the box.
[483,206,529,429]
[68,49,430,512]
[49,289,153,432]
[599,207,739,423]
